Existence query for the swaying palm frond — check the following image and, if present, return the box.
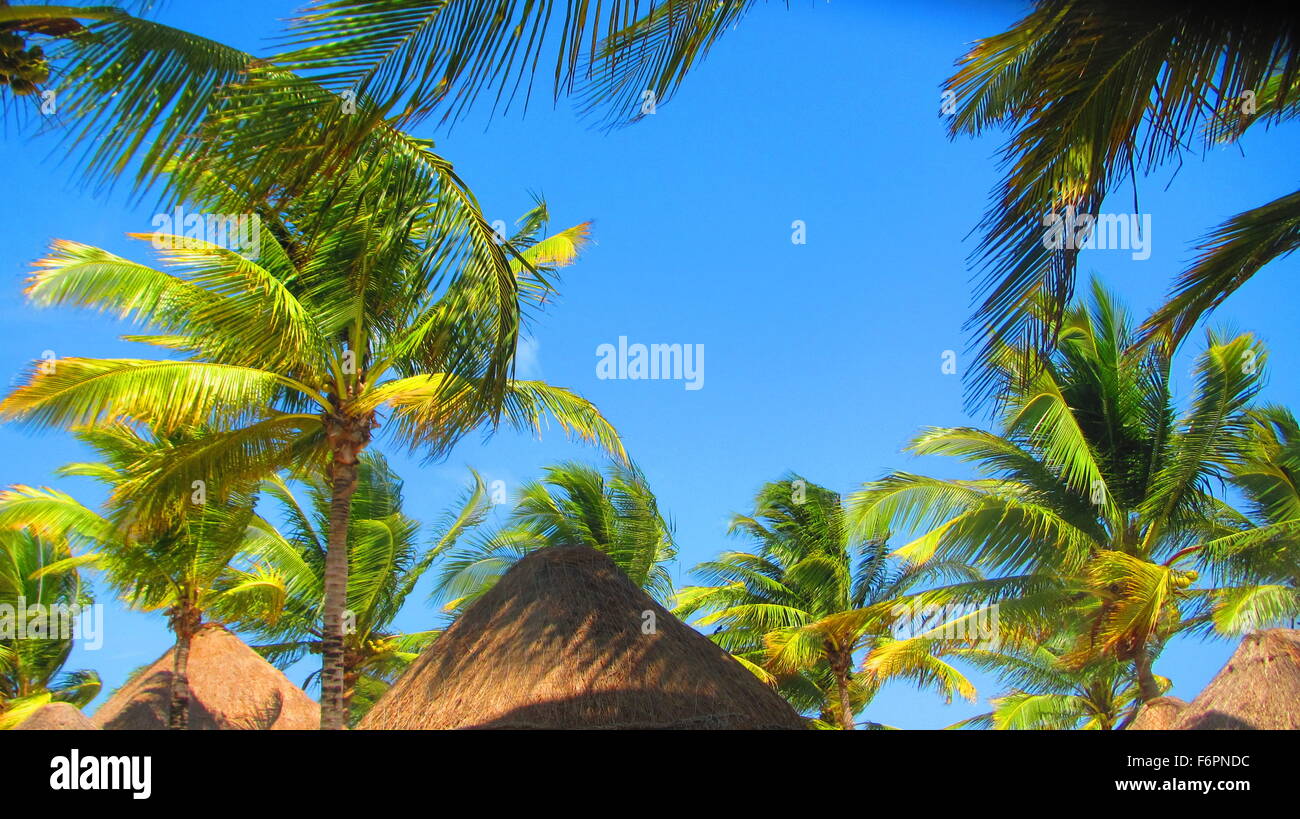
[1142,190,1300,345]
[946,0,1300,403]
[277,0,762,130]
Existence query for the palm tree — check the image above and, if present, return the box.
[945,1,1300,396]
[0,528,101,729]
[849,282,1270,705]
[0,145,624,728]
[0,424,286,728]
[434,461,675,613]
[676,476,978,730]
[948,629,1157,730]
[235,453,489,725]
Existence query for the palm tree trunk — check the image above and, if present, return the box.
[320,455,359,730]
[830,649,854,730]
[167,603,200,730]
[1134,650,1161,704]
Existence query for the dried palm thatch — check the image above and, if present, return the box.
[13,702,98,730]
[360,546,804,729]
[93,624,318,730]
[1174,628,1300,730]
[1127,696,1188,730]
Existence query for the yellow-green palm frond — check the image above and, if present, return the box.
[373,374,624,463]
[0,358,314,432]
[1211,584,1300,635]
[863,637,978,705]
[987,691,1091,730]
[850,473,1098,574]
[1070,550,1186,664]
[0,485,114,545]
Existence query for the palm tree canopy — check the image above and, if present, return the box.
[0,424,285,626]
[945,620,1171,730]
[0,527,101,728]
[435,461,676,612]
[0,154,623,524]
[677,476,978,727]
[849,282,1273,674]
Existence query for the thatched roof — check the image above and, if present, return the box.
[13,702,98,730]
[360,546,804,729]
[93,624,318,730]
[1127,696,1188,730]
[1174,628,1300,730]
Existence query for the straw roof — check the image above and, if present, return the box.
[13,702,98,730]
[360,546,804,729]
[1174,628,1300,730]
[1127,696,1187,730]
[93,624,318,730]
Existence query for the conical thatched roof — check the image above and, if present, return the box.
[360,546,804,729]
[1127,696,1187,730]
[93,624,318,730]
[13,702,98,730]
[1174,628,1300,730]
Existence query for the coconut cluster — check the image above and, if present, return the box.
[0,32,50,95]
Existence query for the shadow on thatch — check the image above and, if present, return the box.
[1127,696,1187,730]
[92,624,318,730]
[13,702,98,730]
[360,546,804,730]
[1174,628,1300,730]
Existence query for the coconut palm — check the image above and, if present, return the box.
[0,145,624,728]
[234,453,489,725]
[0,527,100,729]
[0,424,288,728]
[945,625,1164,730]
[945,1,1300,396]
[676,476,979,729]
[434,461,675,614]
[849,282,1271,705]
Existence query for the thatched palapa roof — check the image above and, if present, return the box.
[13,702,98,730]
[93,624,318,730]
[1127,696,1187,730]
[360,546,804,729]
[1173,628,1300,730]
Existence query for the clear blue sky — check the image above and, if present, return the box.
[3,0,1297,727]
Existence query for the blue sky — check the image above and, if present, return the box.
[3,0,1298,728]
